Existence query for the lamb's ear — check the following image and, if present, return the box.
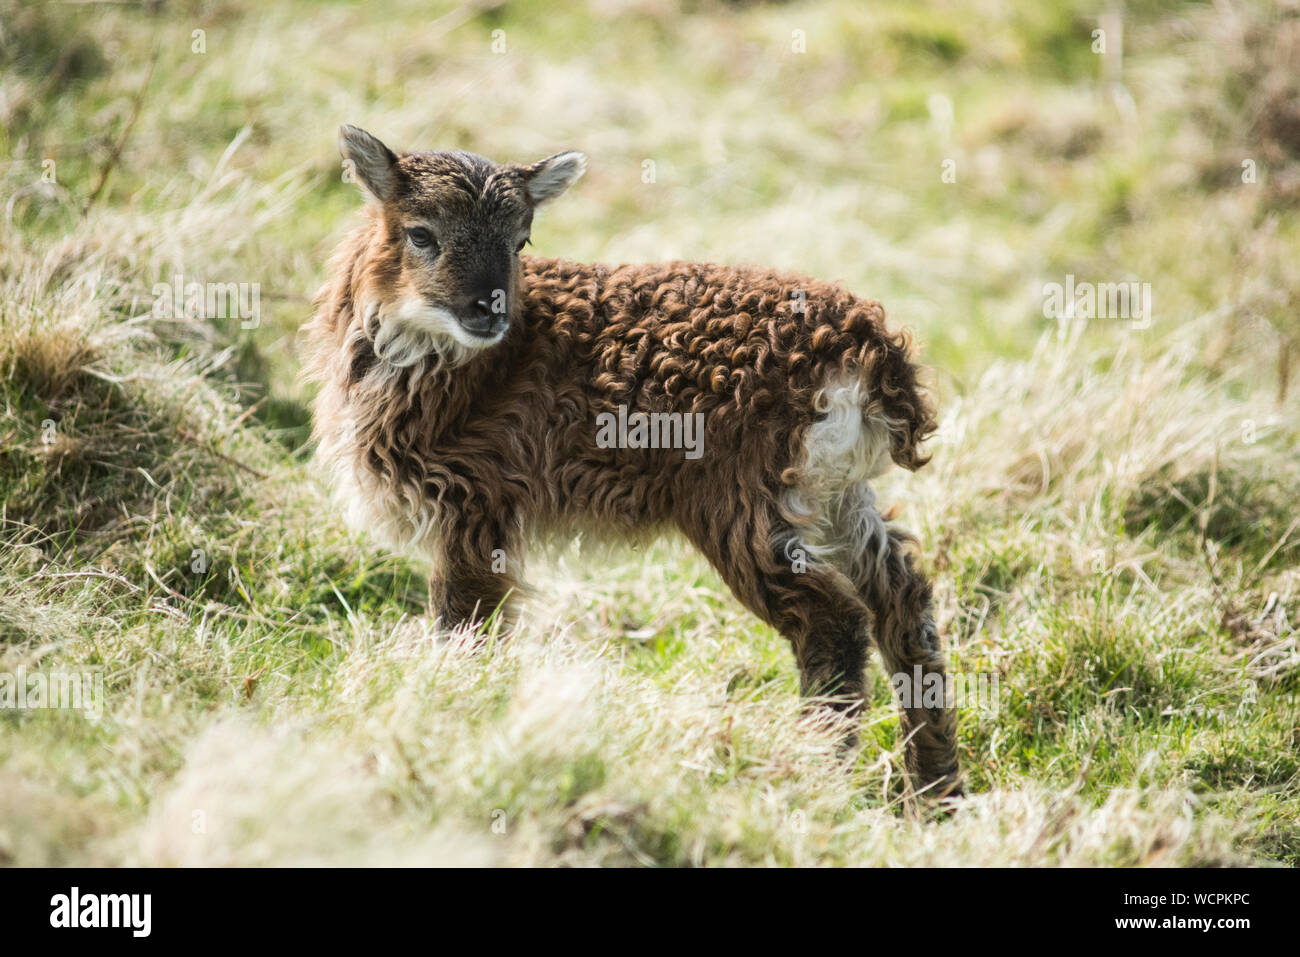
[523,150,586,205]
[339,124,398,202]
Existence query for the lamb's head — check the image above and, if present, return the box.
[338,124,585,365]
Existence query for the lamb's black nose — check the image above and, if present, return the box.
[458,296,507,337]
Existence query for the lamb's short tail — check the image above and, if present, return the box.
[852,325,936,472]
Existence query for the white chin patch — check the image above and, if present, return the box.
[368,298,503,367]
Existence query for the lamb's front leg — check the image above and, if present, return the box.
[427,512,523,633]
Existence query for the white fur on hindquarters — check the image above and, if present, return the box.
[782,373,897,590]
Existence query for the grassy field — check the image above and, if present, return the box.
[1,0,1297,866]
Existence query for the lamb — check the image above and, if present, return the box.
[302,125,962,797]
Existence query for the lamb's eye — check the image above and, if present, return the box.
[515,236,531,253]
[407,227,436,250]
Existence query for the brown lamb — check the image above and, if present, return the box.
[302,126,961,797]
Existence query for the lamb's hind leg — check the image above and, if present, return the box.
[779,557,875,726]
[680,501,873,731]
[829,485,962,797]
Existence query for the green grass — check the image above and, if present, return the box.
[0,0,1297,866]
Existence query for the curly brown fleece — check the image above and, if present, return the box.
[304,143,960,797]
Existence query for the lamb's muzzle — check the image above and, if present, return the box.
[302,126,962,798]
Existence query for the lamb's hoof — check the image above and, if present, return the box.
[919,769,965,815]
[834,730,860,759]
